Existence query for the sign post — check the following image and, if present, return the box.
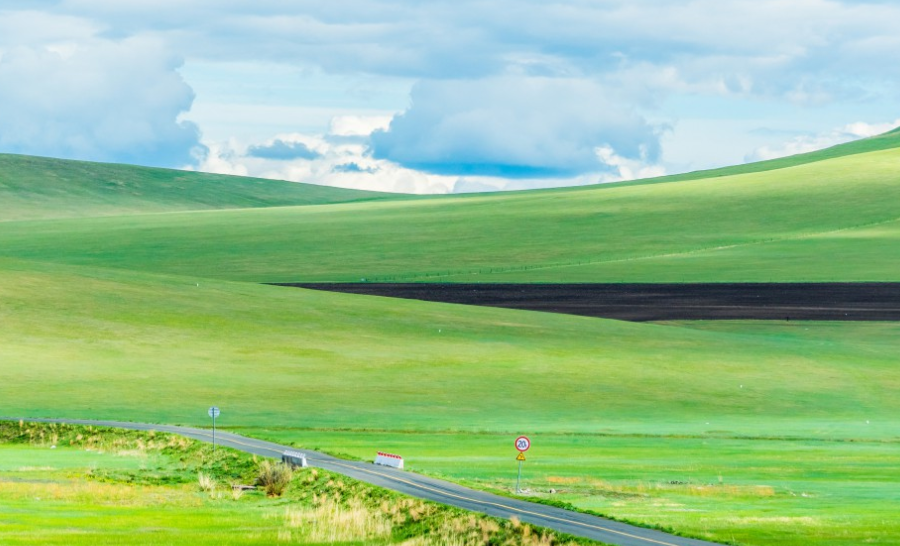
[208,406,220,452]
[514,435,531,494]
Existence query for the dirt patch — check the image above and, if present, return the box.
[272,283,900,321]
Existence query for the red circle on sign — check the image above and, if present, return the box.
[515,436,531,452]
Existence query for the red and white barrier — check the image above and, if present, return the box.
[374,451,404,469]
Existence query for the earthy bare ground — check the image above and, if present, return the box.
[273,283,900,321]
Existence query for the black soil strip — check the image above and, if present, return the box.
[271,283,900,321]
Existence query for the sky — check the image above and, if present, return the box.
[1,1,898,194]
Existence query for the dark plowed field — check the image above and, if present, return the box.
[273,283,900,321]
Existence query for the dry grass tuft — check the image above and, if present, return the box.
[284,497,392,541]
[256,460,293,497]
[197,472,216,493]
[547,476,581,484]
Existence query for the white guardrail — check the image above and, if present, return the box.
[282,450,308,468]
[374,451,404,469]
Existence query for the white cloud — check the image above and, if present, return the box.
[371,76,663,178]
[4,2,900,182]
[329,115,392,137]
[194,110,668,195]
[0,33,201,167]
[594,145,667,182]
[193,119,456,194]
[0,10,99,49]
[35,1,900,101]
[746,119,900,162]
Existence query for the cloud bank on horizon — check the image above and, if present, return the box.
[0,1,898,193]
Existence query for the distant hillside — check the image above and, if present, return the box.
[0,154,398,221]
[614,124,900,188]
[1,128,899,283]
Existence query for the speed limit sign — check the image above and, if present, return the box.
[515,436,531,452]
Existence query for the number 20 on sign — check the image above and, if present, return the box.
[515,436,531,452]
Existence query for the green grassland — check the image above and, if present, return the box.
[611,125,900,187]
[2,132,900,545]
[249,429,899,546]
[0,142,899,282]
[0,153,397,222]
[0,423,563,546]
[2,261,898,438]
[1,260,899,545]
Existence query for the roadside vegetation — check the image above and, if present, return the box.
[0,422,587,546]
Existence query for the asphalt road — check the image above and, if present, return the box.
[8,417,724,546]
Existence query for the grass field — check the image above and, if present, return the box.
[2,132,900,545]
[246,429,899,546]
[0,423,565,546]
[3,262,898,438]
[1,260,899,545]
[1,143,899,283]
[0,153,398,222]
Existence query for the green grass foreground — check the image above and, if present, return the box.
[0,422,582,546]
[251,429,899,546]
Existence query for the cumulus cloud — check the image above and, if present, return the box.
[329,115,392,137]
[332,162,377,174]
[371,76,663,177]
[746,119,900,162]
[448,147,666,194]
[193,121,455,194]
[36,1,900,103]
[247,139,322,160]
[0,33,202,167]
[5,2,900,181]
[193,109,667,195]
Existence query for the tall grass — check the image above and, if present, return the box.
[256,460,293,497]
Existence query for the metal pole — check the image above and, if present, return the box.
[516,460,522,493]
[212,413,216,453]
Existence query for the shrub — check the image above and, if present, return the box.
[256,460,293,497]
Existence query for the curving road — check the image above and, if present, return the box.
[7,417,723,546]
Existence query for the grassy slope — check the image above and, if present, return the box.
[1,142,898,282]
[2,260,898,437]
[604,124,900,187]
[1,262,898,546]
[0,153,398,221]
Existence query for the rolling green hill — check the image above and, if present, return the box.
[0,154,398,221]
[1,132,899,282]
[4,259,897,436]
[613,124,900,187]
